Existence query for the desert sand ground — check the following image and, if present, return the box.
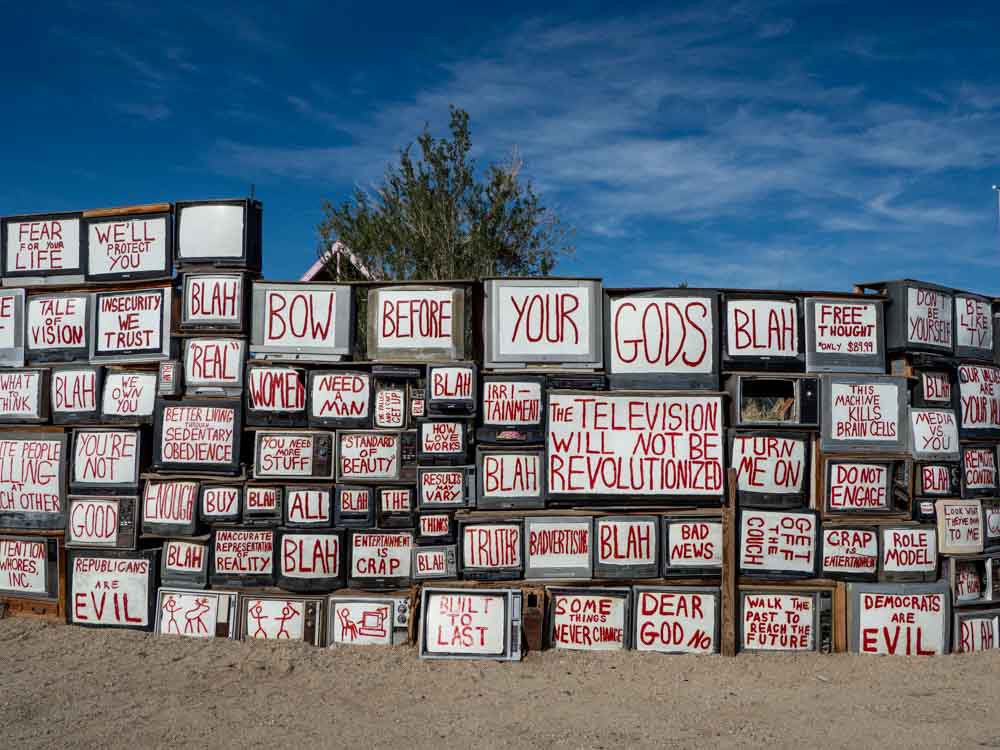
[1,617,998,749]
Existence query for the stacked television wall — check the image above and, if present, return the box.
[0,201,997,659]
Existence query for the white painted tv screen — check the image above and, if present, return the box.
[178,204,244,259]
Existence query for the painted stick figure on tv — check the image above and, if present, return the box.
[184,597,212,635]
[162,595,182,634]
[276,601,301,639]
[337,607,359,641]
[248,600,268,638]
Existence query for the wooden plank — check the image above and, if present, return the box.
[82,203,172,218]
[721,468,738,657]
[833,581,847,653]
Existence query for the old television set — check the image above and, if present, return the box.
[0,368,49,423]
[0,535,60,600]
[943,555,994,607]
[83,206,173,283]
[141,480,199,537]
[956,363,1000,439]
[417,512,456,545]
[426,361,477,416]
[961,445,997,498]
[0,288,26,367]
[157,360,182,396]
[912,369,954,408]
[604,288,720,390]
[953,607,1000,654]
[180,272,249,332]
[412,545,458,581]
[823,459,906,515]
[879,525,938,582]
[26,292,91,364]
[211,527,274,588]
[416,418,472,463]
[90,287,173,364]
[275,527,344,592]
[66,548,159,631]
[328,593,413,647]
[726,373,818,428]
[477,375,546,444]
[729,430,811,508]
[859,279,953,354]
[155,588,239,639]
[984,502,1000,549]
[348,529,414,589]
[476,447,545,510]
[909,408,960,462]
[243,485,283,525]
[250,281,354,362]
[182,337,246,396]
[152,398,242,475]
[65,495,138,550]
[459,517,523,581]
[70,428,143,494]
[804,296,885,373]
[419,587,523,661]
[307,369,373,429]
[0,432,68,530]
[953,291,994,361]
[238,594,325,645]
[820,525,879,581]
[337,430,401,483]
[915,462,961,498]
[417,466,474,511]
[722,293,804,371]
[245,363,307,426]
[160,539,210,588]
[50,366,102,424]
[594,515,660,579]
[523,516,593,580]
[100,369,157,424]
[198,483,241,524]
[662,516,722,577]
[483,277,603,370]
[378,486,414,528]
[632,586,721,654]
[372,366,417,428]
[845,581,950,655]
[739,587,832,653]
[936,498,984,555]
[174,198,263,271]
[737,508,819,580]
[547,587,632,652]
[819,374,909,454]
[284,485,334,528]
[2,211,84,286]
[366,283,468,362]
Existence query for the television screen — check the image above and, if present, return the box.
[633,586,720,654]
[174,198,262,270]
[337,430,400,481]
[366,284,467,362]
[879,525,938,581]
[373,380,408,428]
[846,581,950,655]
[154,588,239,639]
[84,209,172,282]
[141,480,199,537]
[333,485,373,528]
[478,375,545,444]
[307,370,372,428]
[198,484,241,524]
[426,362,477,416]
[984,502,1000,549]
[328,594,412,647]
[71,428,141,494]
[936,498,984,554]
[546,391,725,503]
[459,518,523,581]
[253,430,334,480]
[90,287,172,363]
[953,608,1000,653]
[65,495,138,549]
[239,595,325,645]
[954,292,993,361]
[0,535,59,599]
[594,515,660,579]
[51,366,101,424]
[152,399,241,474]
[100,370,157,423]
[180,272,247,332]
[245,364,306,426]
[182,338,246,395]
[0,368,48,423]
[820,526,879,581]
[876,280,953,354]
[909,408,959,461]
[740,589,828,653]
[819,374,908,454]
[2,211,84,285]
[523,516,593,580]
[378,486,413,527]
[548,587,631,651]
[961,445,997,498]
[160,539,209,588]
[157,360,182,397]
[243,485,283,525]
[913,370,953,407]
[944,556,991,606]
[250,281,353,362]
[803,297,885,373]
[348,530,413,588]
[957,364,1000,438]
[729,430,810,508]
[0,432,68,530]
[26,292,90,363]
[476,447,545,510]
[483,278,602,370]
[277,485,331,528]
[211,527,274,587]
[915,462,960,497]
[417,513,455,544]
[419,587,522,660]
[417,418,470,462]
[722,294,803,370]
[726,374,819,429]
[66,548,158,630]
[823,459,898,514]
[412,545,457,580]
[275,528,344,592]
[737,509,818,579]
[662,517,722,576]
[0,288,25,366]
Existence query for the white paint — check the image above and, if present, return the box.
[311,372,370,420]
[957,616,999,653]
[419,514,451,537]
[429,366,474,400]
[419,469,465,506]
[332,601,394,645]
[0,436,64,517]
[739,510,816,574]
[27,295,87,351]
[213,528,273,575]
[0,538,47,593]
[480,452,540,499]
[87,216,168,276]
[920,372,951,402]
[158,404,236,465]
[955,295,992,352]
[726,299,798,357]
[919,465,952,496]
[279,532,339,578]
[909,409,959,459]
[73,430,138,486]
[958,365,1000,431]
[462,524,522,569]
[731,434,806,494]
[177,204,245,259]
[263,288,339,347]
[67,497,120,546]
[881,528,937,573]
[551,593,627,651]
[666,521,723,568]
[157,591,220,638]
[70,556,150,626]
[200,486,239,518]
[183,338,245,386]
[526,519,592,570]
[101,371,157,418]
[184,275,242,323]
[856,591,946,655]
[546,393,725,496]
[906,287,953,348]
[742,593,815,651]
[414,548,451,577]
[374,289,455,349]
[828,381,900,442]
[93,290,165,355]
[985,504,1000,542]
[380,488,411,512]
[245,487,278,512]
[52,369,97,414]
[243,598,305,640]
[351,533,412,579]
[374,387,405,427]
[596,519,657,565]
[608,295,714,374]
[634,590,717,654]
[827,462,889,511]
[420,421,464,455]
[247,367,304,412]
[5,216,81,273]
[821,528,878,575]
[339,432,399,480]
[255,432,317,477]
[286,487,331,524]
[0,371,41,418]
[142,481,197,526]
[812,301,879,355]
[962,447,996,490]
[0,290,21,350]
[482,380,542,425]
[163,540,206,573]
[936,499,984,555]
[495,284,592,357]
[423,592,507,655]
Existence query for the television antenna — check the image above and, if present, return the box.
[993,185,1000,231]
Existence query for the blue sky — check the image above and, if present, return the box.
[4,1,1000,291]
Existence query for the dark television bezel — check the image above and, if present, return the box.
[307,369,373,429]
[274,527,345,592]
[803,296,886,373]
[823,458,898,515]
[412,544,458,580]
[426,361,478,416]
[180,271,249,332]
[0,431,68,530]
[283,485,335,528]
[522,515,594,580]
[244,362,307,427]
[242,485,284,526]
[477,374,546,444]
[729,429,812,509]
[83,210,174,283]
[0,367,49,423]
[593,514,661,580]
[159,538,210,588]
[736,508,820,580]
[197,483,242,524]
[182,337,247,395]
[174,198,263,271]
[819,525,880,582]
[347,529,415,589]
[547,586,632,651]
[64,494,138,550]
[26,291,91,364]
[632,585,722,654]
[140,479,200,537]
[210,526,275,588]
[475,446,546,510]
[1,211,85,283]
[458,517,524,581]
[90,286,172,363]
[953,291,994,362]
[65,548,158,631]
[0,534,60,599]
[152,398,242,475]
[738,588,827,653]
[721,293,805,371]
[49,365,102,425]
[70,427,143,494]
[661,516,723,577]
[416,465,474,510]
[960,444,998,498]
